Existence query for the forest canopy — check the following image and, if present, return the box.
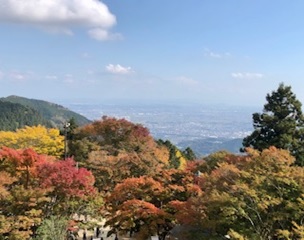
[2,84,304,239]
[0,101,52,131]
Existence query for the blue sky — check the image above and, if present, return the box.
[1,0,304,107]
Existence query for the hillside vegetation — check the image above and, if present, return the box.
[2,84,304,239]
[0,101,53,131]
[0,95,91,128]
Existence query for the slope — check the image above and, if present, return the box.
[0,101,53,131]
[0,95,91,128]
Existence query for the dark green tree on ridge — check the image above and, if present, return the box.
[242,83,304,166]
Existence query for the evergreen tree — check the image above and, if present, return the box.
[0,101,52,130]
[241,83,304,166]
[35,216,68,240]
[182,147,196,160]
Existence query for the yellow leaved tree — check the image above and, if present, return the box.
[174,149,187,170]
[0,125,64,157]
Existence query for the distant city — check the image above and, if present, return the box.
[62,102,259,157]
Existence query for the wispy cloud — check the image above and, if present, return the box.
[176,76,199,86]
[64,74,74,83]
[11,73,26,80]
[231,72,264,79]
[106,64,134,75]
[0,0,119,41]
[45,75,58,80]
[8,71,34,82]
[88,29,123,41]
[204,48,231,59]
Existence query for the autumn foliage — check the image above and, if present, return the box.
[104,169,200,240]
[2,114,304,240]
[69,116,156,159]
[0,125,64,157]
[171,147,304,239]
[0,147,96,239]
[36,158,95,199]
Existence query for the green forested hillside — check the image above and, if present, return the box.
[0,95,91,128]
[0,101,53,130]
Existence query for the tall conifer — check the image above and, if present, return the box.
[242,83,304,165]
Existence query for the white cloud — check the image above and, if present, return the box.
[88,28,122,41]
[106,64,134,74]
[204,48,230,59]
[0,0,118,41]
[9,71,30,81]
[231,72,264,80]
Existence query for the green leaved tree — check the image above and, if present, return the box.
[241,83,304,166]
[35,216,68,240]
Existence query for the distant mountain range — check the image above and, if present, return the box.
[178,137,243,157]
[0,95,91,130]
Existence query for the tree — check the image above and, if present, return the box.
[172,147,304,239]
[242,83,304,166]
[68,116,158,163]
[0,147,51,239]
[0,125,64,158]
[34,216,68,240]
[0,147,97,239]
[70,116,154,157]
[85,150,166,193]
[36,158,96,216]
[182,147,197,161]
[0,101,52,131]
[105,177,169,240]
[105,169,200,240]
[157,140,190,169]
[69,117,172,192]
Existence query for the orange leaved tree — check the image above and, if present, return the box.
[104,168,201,240]
[0,147,97,239]
[171,147,304,239]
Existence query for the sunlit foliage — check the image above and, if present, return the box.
[0,147,96,239]
[0,125,64,158]
[242,83,304,166]
[173,147,304,239]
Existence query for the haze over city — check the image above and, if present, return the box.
[1,1,304,106]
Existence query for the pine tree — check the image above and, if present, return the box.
[242,83,304,166]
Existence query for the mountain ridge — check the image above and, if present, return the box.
[0,95,91,128]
